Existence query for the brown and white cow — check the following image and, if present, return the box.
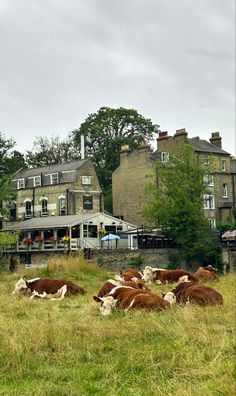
[193,267,219,282]
[93,285,170,315]
[115,268,143,282]
[163,281,223,306]
[12,277,85,299]
[97,279,149,298]
[152,269,197,284]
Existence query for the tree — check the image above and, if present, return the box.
[72,107,159,211]
[143,144,219,267]
[25,135,77,167]
[0,133,25,221]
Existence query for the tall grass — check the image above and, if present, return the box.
[0,256,235,395]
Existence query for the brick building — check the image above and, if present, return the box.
[112,130,236,227]
[6,158,103,222]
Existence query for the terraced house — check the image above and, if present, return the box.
[8,158,103,221]
[112,130,236,227]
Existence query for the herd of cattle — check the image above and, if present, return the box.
[12,264,223,316]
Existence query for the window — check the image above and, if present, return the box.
[204,174,214,187]
[17,179,25,189]
[51,173,58,185]
[82,176,92,185]
[203,154,209,164]
[161,152,169,163]
[221,160,226,172]
[83,224,97,238]
[209,218,216,228]
[28,176,41,187]
[203,195,215,209]
[41,199,48,216]
[59,198,66,216]
[223,183,228,198]
[25,201,32,218]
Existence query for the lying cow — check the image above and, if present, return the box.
[115,268,143,282]
[142,266,167,283]
[93,285,170,315]
[12,277,85,299]
[97,279,149,298]
[151,269,197,284]
[163,281,223,306]
[30,285,68,300]
[193,267,219,282]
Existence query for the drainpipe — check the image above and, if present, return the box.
[32,187,35,218]
[66,189,69,215]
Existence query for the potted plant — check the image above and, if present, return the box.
[50,236,57,247]
[34,235,43,249]
[98,228,106,237]
[62,235,70,248]
[22,236,33,250]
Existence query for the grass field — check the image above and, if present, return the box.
[0,256,235,396]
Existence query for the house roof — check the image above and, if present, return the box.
[2,213,136,231]
[187,138,230,155]
[12,159,89,180]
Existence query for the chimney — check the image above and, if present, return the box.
[159,131,168,138]
[174,128,188,143]
[210,132,222,148]
[81,135,85,159]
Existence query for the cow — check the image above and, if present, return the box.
[163,281,223,306]
[152,269,197,284]
[97,279,149,298]
[142,266,166,283]
[93,285,170,315]
[12,277,85,299]
[204,265,217,272]
[193,267,219,282]
[115,268,143,282]
[30,285,68,300]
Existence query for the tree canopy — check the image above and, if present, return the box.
[143,144,219,266]
[25,135,77,167]
[0,133,25,220]
[72,107,159,210]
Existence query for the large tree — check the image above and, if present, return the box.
[72,107,159,211]
[26,135,77,167]
[0,132,25,221]
[143,145,220,267]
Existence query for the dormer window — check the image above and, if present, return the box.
[28,176,41,187]
[51,173,58,185]
[82,176,92,185]
[17,179,25,189]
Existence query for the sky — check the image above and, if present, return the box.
[0,0,235,156]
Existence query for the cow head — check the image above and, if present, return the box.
[12,278,30,295]
[162,291,176,305]
[178,275,189,284]
[93,295,117,316]
[142,266,154,283]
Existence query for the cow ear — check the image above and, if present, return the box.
[22,274,26,280]
[93,296,102,303]
[161,291,166,298]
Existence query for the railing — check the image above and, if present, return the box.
[3,240,68,253]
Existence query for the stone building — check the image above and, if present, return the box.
[112,130,236,227]
[6,158,103,222]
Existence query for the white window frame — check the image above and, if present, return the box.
[222,183,228,198]
[17,178,25,189]
[221,160,226,172]
[25,201,32,218]
[204,174,214,187]
[203,154,209,165]
[209,218,216,228]
[59,198,66,216]
[82,176,92,185]
[41,199,48,216]
[161,152,169,163]
[50,173,58,185]
[28,176,41,187]
[203,195,215,209]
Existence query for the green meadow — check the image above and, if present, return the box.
[0,256,235,396]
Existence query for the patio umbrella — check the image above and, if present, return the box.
[222,230,236,240]
[101,233,120,241]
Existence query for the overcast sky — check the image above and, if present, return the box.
[0,0,235,156]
